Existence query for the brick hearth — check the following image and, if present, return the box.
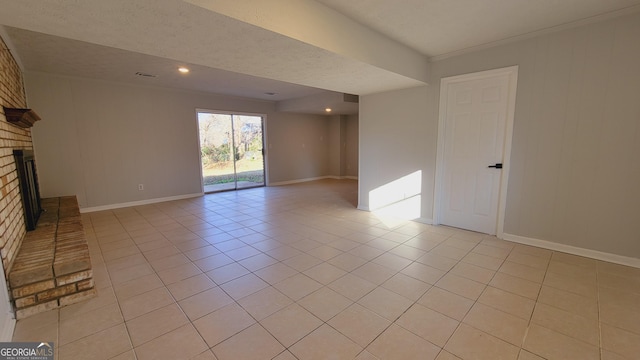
[9,196,95,319]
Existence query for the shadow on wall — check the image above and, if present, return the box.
[369,170,422,227]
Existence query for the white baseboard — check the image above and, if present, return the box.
[502,233,640,269]
[269,176,333,186]
[80,176,359,212]
[414,217,434,225]
[0,317,15,341]
[269,176,355,186]
[356,205,433,225]
[80,192,204,213]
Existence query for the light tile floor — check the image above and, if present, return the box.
[11,179,640,359]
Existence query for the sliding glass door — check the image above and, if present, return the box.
[198,112,265,193]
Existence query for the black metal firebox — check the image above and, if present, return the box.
[13,150,42,231]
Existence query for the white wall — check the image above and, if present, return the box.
[328,115,342,176]
[345,114,359,178]
[25,72,336,209]
[266,112,331,183]
[327,114,359,178]
[359,11,640,259]
[359,85,436,223]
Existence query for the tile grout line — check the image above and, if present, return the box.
[26,181,630,360]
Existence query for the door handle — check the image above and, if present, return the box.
[488,163,503,169]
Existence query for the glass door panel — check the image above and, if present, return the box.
[199,113,236,192]
[233,115,265,189]
[198,112,265,193]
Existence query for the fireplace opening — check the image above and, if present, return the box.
[13,150,42,231]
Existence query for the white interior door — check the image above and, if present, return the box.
[437,67,518,235]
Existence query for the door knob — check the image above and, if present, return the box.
[488,163,503,169]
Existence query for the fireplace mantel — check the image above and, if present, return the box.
[3,107,41,128]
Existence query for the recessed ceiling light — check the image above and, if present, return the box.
[325,108,332,112]
[178,67,190,74]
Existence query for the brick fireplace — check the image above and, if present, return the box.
[0,35,32,286]
[1,34,95,319]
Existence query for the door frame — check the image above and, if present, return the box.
[433,66,518,237]
[195,109,269,192]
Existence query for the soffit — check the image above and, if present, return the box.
[0,0,426,96]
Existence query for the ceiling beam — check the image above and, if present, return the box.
[0,0,428,95]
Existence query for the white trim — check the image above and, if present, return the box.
[269,176,348,186]
[355,206,432,224]
[414,217,434,225]
[433,66,518,237]
[80,193,203,213]
[195,108,267,119]
[195,109,206,193]
[502,233,640,269]
[433,83,447,226]
[0,318,15,342]
[270,176,329,186]
[263,115,270,186]
[497,68,518,239]
[0,258,15,342]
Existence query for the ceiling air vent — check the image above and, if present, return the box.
[135,72,157,78]
[343,93,359,103]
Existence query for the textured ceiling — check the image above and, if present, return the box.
[1,0,640,114]
[0,0,426,95]
[4,27,328,103]
[317,0,640,59]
